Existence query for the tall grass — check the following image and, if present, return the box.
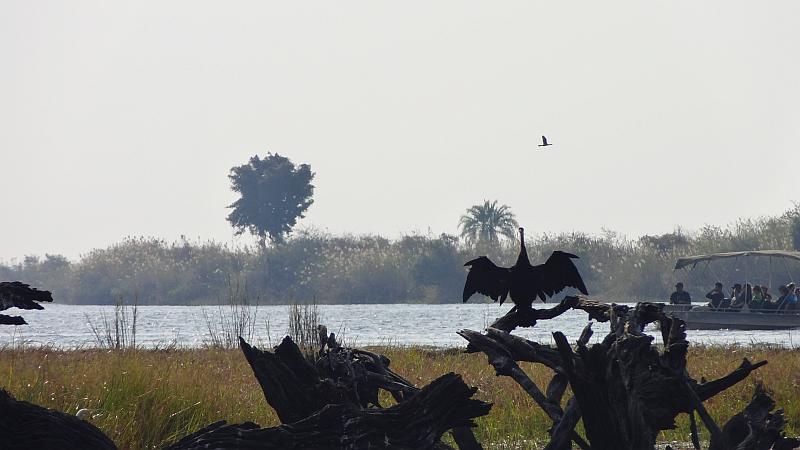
[0,345,797,449]
[201,278,258,348]
[287,300,321,355]
[86,295,138,349]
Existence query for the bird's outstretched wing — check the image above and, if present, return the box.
[463,257,511,304]
[533,251,588,301]
[0,282,53,311]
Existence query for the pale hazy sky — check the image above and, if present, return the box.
[2,1,799,261]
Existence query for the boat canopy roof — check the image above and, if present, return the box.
[674,250,800,270]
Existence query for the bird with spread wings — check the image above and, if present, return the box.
[462,227,588,311]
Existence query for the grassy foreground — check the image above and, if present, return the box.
[1,344,798,449]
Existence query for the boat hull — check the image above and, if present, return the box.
[668,309,800,330]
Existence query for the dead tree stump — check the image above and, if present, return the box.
[169,336,490,450]
[165,372,491,450]
[0,389,117,450]
[461,297,797,450]
[0,281,53,325]
[709,383,800,450]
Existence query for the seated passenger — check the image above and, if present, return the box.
[788,284,799,311]
[750,285,764,310]
[762,286,776,310]
[670,282,691,305]
[729,283,742,300]
[761,285,772,302]
[776,285,789,311]
[705,282,725,309]
[729,283,745,309]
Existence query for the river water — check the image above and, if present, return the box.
[1,303,798,349]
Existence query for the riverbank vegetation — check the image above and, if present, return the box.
[0,344,796,449]
[2,205,800,305]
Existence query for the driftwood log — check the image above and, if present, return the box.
[237,335,487,450]
[239,335,422,420]
[709,384,800,450]
[165,372,491,450]
[462,296,799,450]
[458,326,588,450]
[0,281,53,325]
[0,389,117,450]
[167,335,489,449]
[0,315,26,325]
[487,295,580,333]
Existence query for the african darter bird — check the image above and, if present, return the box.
[462,227,588,311]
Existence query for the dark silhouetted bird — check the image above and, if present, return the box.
[538,136,552,147]
[462,228,588,310]
[0,281,53,325]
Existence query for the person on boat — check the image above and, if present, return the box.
[705,282,725,309]
[761,285,772,302]
[776,285,789,311]
[761,286,776,310]
[670,282,691,305]
[787,284,798,311]
[729,283,745,309]
[729,283,742,300]
[750,285,764,310]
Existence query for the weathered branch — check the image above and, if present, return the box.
[554,331,631,449]
[239,336,351,424]
[0,281,53,326]
[239,336,485,450]
[0,389,117,450]
[459,328,588,449]
[0,314,26,325]
[489,296,580,332]
[544,397,583,450]
[165,373,491,450]
[693,358,769,403]
[709,383,800,450]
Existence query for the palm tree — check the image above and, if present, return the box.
[458,200,519,249]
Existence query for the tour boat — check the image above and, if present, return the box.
[663,250,800,330]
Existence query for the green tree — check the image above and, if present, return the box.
[227,153,315,249]
[458,200,519,251]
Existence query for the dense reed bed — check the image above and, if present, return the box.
[4,205,800,307]
[0,344,797,449]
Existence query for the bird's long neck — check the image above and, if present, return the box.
[516,228,529,266]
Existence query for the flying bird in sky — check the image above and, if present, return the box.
[538,136,552,147]
[462,228,588,310]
